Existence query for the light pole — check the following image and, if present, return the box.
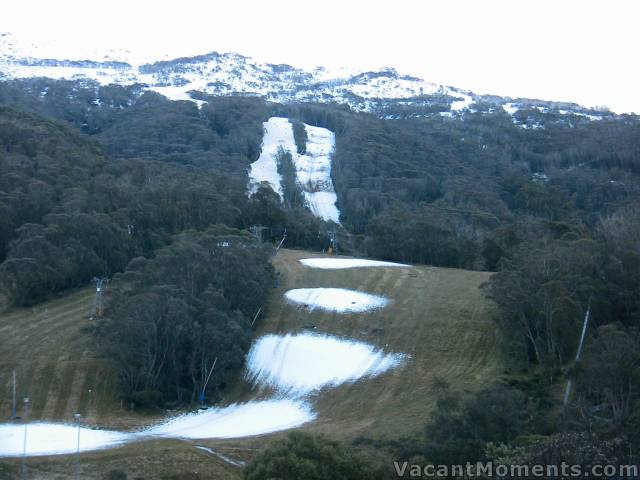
[21,397,29,479]
[11,368,16,419]
[74,413,81,480]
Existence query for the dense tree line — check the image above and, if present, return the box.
[0,96,331,308]
[244,432,385,480]
[280,102,640,269]
[276,148,306,209]
[0,96,331,407]
[0,106,249,306]
[275,102,640,470]
[95,227,272,406]
[2,78,640,466]
[397,215,640,468]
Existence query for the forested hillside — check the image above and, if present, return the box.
[1,77,640,473]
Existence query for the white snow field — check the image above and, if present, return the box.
[294,125,341,223]
[248,117,341,223]
[248,117,297,199]
[0,399,314,457]
[300,258,410,269]
[0,423,132,457]
[284,288,388,313]
[246,333,406,396]
[144,399,314,440]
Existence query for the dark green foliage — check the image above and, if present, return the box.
[423,385,526,464]
[0,78,144,134]
[291,118,308,154]
[244,432,385,480]
[244,184,330,251]
[576,324,640,427]
[2,77,640,459]
[487,229,601,366]
[278,102,640,270]
[96,227,273,405]
[488,209,640,368]
[103,470,128,480]
[276,148,306,209]
[1,214,132,306]
[99,94,267,174]
[0,106,254,306]
[364,209,477,268]
[489,432,629,470]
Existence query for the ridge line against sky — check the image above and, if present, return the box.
[1,0,638,113]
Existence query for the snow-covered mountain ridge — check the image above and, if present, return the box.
[0,32,619,123]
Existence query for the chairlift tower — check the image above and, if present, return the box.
[329,230,338,255]
[274,228,287,256]
[90,277,109,319]
[249,225,267,243]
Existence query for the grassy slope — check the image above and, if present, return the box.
[0,248,505,478]
[253,249,506,441]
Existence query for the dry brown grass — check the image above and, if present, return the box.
[0,248,506,478]
[253,249,506,442]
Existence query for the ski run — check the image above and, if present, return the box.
[0,256,407,457]
[299,257,411,269]
[246,332,405,397]
[285,287,389,313]
[248,117,341,223]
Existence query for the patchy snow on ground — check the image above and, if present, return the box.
[503,102,519,115]
[145,399,314,439]
[0,399,314,457]
[304,191,340,222]
[247,117,340,222]
[450,93,473,112]
[248,117,297,199]
[293,124,341,223]
[0,423,132,457]
[246,333,406,396]
[285,288,388,313]
[300,258,410,269]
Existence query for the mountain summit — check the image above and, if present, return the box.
[0,31,616,123]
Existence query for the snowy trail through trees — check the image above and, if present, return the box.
[248,117,341,223]
[248,117,296,199]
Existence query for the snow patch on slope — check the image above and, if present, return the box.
[0,399,314,457]
[248,117,296,199]
[450,93,473,112]
[246,333,406,396]
[503,102,519,115]
[248,117,341,222]
[144,399,314,440]
[0,32,475,114]
[294,124,340,223]
[0,423,132,457]
[300,258,410,269]
[284,288,388,312]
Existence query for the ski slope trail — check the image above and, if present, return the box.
[294,125,341,223]
[247,117,296,199]
[0,400,314,457]
[284,287,388,313]
[300,258,411,269]
[0,249,505,467]
[245,332,405,397]
[0,423,132,457]
[248,117,341,223]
